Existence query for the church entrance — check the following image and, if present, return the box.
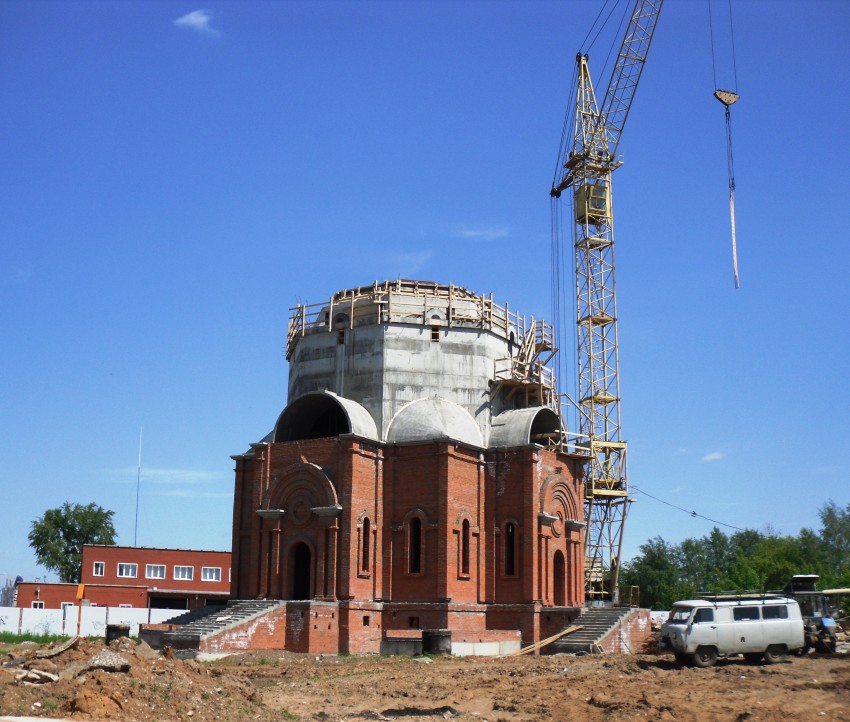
[553,550,566,606]
[290,542,312,600]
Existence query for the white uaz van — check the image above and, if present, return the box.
[660,595,804,667]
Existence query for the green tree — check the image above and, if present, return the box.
[818,500,850,583]
[28,502,116,583]
[621,536,684,610]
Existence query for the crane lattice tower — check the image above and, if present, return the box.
[551,0,663,600]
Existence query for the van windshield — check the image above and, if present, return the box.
[667,606,693,625]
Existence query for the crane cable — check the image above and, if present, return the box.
[709,0,741,289]
[631,484,746,531]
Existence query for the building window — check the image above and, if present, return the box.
[61,602,74,612]
[201,567,222,582]
[31,601,45,609]
[408,517,422,574]
[360,517,371,574]
[461,519,470,576]
[146,564,166,580]
[430,326,440,342]
[117,563,138,578]
[92,561,105,577]
[118,603,133,608]
[505,522,517,577]
[174,566,194,581]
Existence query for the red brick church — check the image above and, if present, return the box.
[227,281,586,654]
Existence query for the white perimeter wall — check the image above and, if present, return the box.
[0,606,178,637]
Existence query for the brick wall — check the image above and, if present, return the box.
[598,609,654,654]
[230,433,586,653]
[80,545,231,609]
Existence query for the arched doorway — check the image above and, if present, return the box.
[290,542,312,600]
[553,550,566,606]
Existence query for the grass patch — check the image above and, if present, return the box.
[0,631,70,645]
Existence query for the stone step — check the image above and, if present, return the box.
[550,607,634,654]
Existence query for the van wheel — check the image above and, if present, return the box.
[763,645,787,664]
[690,646,718,668]
[743,653,763,664]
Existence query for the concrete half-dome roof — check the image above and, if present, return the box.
[489,407,561,448]
[274,390,379,443]
[387,398,483,448]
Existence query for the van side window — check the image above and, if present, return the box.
[693,608,714,623]
[762,605,788,620]
[732,606,760,621]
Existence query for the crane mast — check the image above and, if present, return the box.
[551,0,662,601]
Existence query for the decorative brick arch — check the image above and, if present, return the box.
[540,474,581,539]
[540,473,583,607]
[267,462,339,513]
[260,463,340,602]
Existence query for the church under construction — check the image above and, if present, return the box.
[226,280,587,654]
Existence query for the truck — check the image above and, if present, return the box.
[783,574,850,653]
[660,594,804,667]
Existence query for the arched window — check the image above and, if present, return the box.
[553,550,566,606]
[430,315,441,343]
[361,517,371,574]
[461,519,470,576]
[408,517,422,574]
[505,522,517,577]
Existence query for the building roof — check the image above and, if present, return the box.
[83,545,230,555]
[488,407,561,448]
[387,397,484,447]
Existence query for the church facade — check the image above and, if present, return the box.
[229,281,586,654]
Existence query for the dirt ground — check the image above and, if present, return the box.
[1,636,848,721]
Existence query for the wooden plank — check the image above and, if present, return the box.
[508,625,583,657]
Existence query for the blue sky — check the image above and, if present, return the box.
[2,0,848,585]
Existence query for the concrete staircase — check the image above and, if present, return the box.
[549,607,634,654]
[141,599,284,658]
[158,604,223,627]
[173,599,283,639]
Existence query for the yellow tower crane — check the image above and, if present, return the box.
[551,0,663,602]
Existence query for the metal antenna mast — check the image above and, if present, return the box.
[551,0,663,601]
[134,427,142,547]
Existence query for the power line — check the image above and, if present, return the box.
[631,484,746,531]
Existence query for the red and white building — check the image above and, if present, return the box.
[16,545,231,611]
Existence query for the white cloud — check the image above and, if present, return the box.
[456,226,510,241]
[700,451,725,463]
[108,466,226,485]
[392,251,433,278]
[811,465,840,475]
[173,9,220,36]
[150,489,232,498]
